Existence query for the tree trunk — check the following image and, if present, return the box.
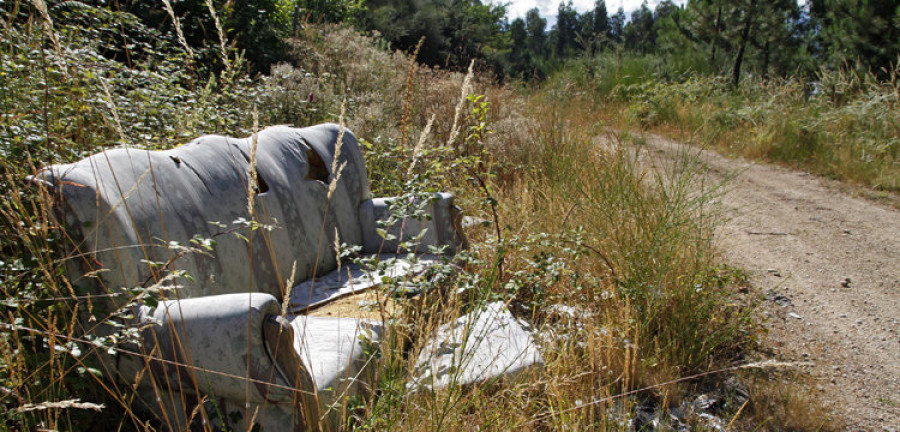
[732,0,758,88]
[711,2,722,64]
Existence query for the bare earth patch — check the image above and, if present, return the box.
[306,288,396,320]
[645,134,900,429]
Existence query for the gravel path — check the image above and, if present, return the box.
[644,134,900,430]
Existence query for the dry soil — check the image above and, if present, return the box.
[645,134,900,430]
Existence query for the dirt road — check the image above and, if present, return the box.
[645,135,900,430]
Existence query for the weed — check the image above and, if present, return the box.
[573,52,900,191]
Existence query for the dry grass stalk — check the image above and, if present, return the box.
[107,168,152,215]
[332,227,341,278]
[247,105,260,216]
[160,0,195,60]
[331,102,346,176]
[186,396,206,426]
[725,399,750,431]
[446,60,475,149]
[735,360,814,370]
[204,0,230,70]
[281,260,298,318]
[399,37,425,149]
[28,0,63,60]
[327,161,347,203]
[248,405,260,430]
[523,357,816,428]
[98,79,127,145]
[16,399,105,413]
[407,114,435,177]
[327,102,347,202]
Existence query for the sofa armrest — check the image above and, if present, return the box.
[359,192,467,255]
[120,293,307,406]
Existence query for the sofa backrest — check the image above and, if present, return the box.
[33,124,370,303]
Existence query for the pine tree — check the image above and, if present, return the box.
[623,1,656,52]
[811,0,900,75]
[554,1,579,57]
[609,7,626,44]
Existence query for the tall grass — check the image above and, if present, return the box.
[567,52,900,193]
[0,3,832,431]
[346,77,767,430]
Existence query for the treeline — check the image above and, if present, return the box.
[355,0,900,84]
[13,0,899,84]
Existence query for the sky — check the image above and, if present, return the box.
[493,0,686,22]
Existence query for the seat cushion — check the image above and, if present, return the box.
[289,253,441,312]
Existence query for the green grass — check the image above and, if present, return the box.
[567,53,900,192]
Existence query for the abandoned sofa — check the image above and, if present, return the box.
[31,124,466,430]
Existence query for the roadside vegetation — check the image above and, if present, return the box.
[357,0,900,192]
[3,0,892,430]
[561,55,900,193]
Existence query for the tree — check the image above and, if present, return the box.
[609,7,626,44]
[811,0,900,75]
[579,0,610,54]
[623,1,656,52]
[750,0,805,78]
[731,0,759,86]
[592,0,610,51]
[525,7,548,57]
[118,0,288,74]
[725,0,802,85]
[292,0,364,31]
[676,0,729,66]
[653,0,806,83]
[508,17,530,76]
[446,0,508,68]
[554,1,579,57]
[362,0,450,66]
[361,0,506,70]
[592,0,610,40]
